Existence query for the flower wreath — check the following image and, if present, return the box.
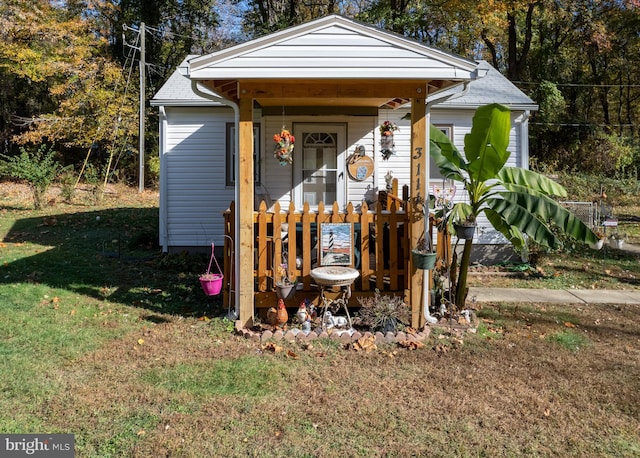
[273,128,295,165]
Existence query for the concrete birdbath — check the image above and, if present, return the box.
[311,266,360,331]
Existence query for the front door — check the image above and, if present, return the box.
[293,123,347,210]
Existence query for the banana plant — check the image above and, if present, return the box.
[430,103,598,309]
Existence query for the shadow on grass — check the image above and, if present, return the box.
[0,207,225,317]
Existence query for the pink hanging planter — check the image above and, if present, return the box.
[200,242,224,296]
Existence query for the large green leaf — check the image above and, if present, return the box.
[483,208,527,249]
[486,197,560,248]
[429,124,466,181]
[464,104,511,182]
[494,192,598,244]
[498,167,568,197]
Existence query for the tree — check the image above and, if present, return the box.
[430,104,598,309]
[242,0,347,36]
[0,0,138,165]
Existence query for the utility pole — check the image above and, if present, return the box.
[138,22,145,193]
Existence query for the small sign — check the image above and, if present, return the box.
[602,218,618,227]
[0,434,74,457]
[347,155,373,181]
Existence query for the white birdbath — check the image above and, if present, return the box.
[310,266,360,330]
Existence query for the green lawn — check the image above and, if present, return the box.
[0,182,638,457]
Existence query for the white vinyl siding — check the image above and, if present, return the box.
[158,105,528,251]
[161,107,234,250]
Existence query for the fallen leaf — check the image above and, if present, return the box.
[352,335,377,352]
[398,340,425,350]
[137,338,145,345]
[451,337,464,347]
[286,350,298,359]
[433,343,449,356]
[262,342,282,353]
[198,316,210,321]
[564,322,576,328]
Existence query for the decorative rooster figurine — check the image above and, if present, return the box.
[296,299,310,323]
[267,299,288,331]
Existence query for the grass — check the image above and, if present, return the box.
[0,181,639,457]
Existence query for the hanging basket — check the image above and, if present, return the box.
[454,223,476,240]
[380,135,395,160]
[200,242,224,296]
[275,282,297,300]
[411,250,437,270]
[273,127,295,165]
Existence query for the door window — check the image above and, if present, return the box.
[294,124,346,209]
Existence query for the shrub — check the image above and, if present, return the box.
[356,289,410,333]
[0,144,67,209]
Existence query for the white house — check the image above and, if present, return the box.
[152,56,536,253]
[150,15,537,326]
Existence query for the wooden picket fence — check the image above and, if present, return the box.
[223,199,418,308]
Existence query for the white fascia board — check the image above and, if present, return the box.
[189,68,477,80]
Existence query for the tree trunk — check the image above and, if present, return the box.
[455,238,474,309]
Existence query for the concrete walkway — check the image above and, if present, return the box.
[468,242,640,305]
[469,287,640,304]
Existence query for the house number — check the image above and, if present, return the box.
[413,147,423,195]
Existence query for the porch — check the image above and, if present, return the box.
[222,185,450,328]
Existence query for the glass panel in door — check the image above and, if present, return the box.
[301,132,337,206]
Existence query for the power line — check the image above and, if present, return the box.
[530,122,635,127]
[515,81,640,88]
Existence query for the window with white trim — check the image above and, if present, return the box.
[430,125,453,180]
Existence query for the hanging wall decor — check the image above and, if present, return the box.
[273,127,295,166]
[347,145,374,181]
[379,120,398,160]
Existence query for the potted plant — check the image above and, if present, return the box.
[200,242,223,296]
[356,289,410,333]
[609,232,627,249]
[410,196,437,270]
[379,120,398,160]
[453,215,476,240]
[589,231,606,250]
[275,263,297,300]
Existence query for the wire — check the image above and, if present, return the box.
[514,81,640,88]
[530,122,635,127]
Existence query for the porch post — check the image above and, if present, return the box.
[410,96,427,329]
[237,97,255,327]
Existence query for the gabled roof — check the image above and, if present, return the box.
[188,15,479,82]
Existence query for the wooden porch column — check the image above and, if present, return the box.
[410,96,427,329]
[237,97,255,327]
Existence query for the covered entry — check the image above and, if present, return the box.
[186,15,482,328]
